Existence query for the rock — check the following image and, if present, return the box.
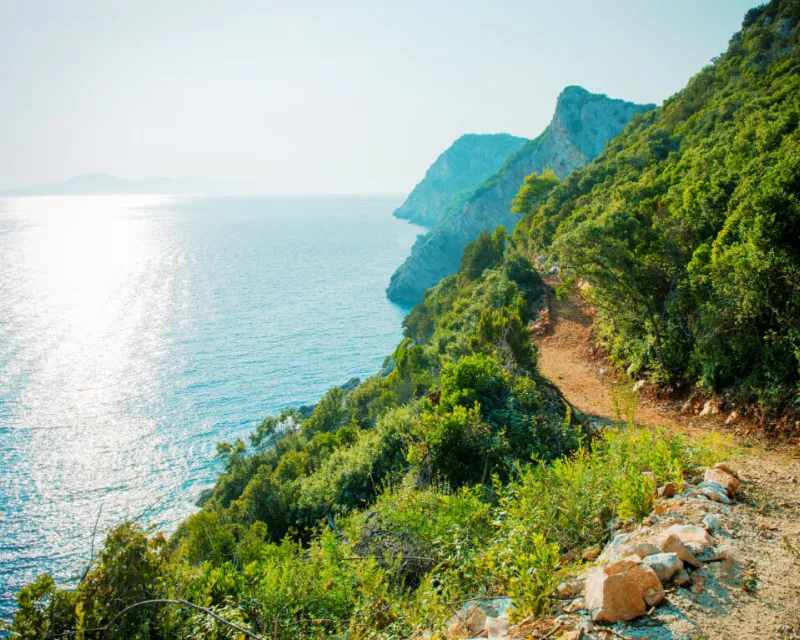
[618,542,660,559]
[584,558,664,622]
[699,400,714,417]
[660,534,703,568]
[658,482,677,499]
[486,616,510,639]
[632,379,647,393]
[703,514,721,532]
[446,602,495,639]
[548,265,561,275]
[725,411,739,425]
[597,533,631,564]
[391,133,529,227]
[680,400,692,414]
[660,525,713,556]
[690,572,705,595]
[673,568,691,587]
[599,367,607,376]
[642,552,684,582]
[564,597,585,613]
[557,579,585,597]
[697,480,733,504]
[536,255,548,265]
[705,468,740,495]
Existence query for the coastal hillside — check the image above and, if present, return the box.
[6,3,800,639]
[386,87,654,304]
[515,0,800,416]
[393,133,528,227]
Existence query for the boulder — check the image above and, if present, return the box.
[705,468,740,495]
[660,533,703,568]
[660,525,713,556]
[584,558,664,622]
[642,552,683,582]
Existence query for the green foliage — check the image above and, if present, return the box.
[511,169,560,215]
[518,0,800,410]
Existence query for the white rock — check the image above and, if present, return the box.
[642,552,684,582]
[660,525,714,556]
[486,616,509,639]
[698,481,733,504]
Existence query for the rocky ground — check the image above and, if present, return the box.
[442,286,800,640]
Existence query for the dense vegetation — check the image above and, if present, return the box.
[514,0,800,416]
[6,3,796,637]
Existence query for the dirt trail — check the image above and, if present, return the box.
[533,288,800,640]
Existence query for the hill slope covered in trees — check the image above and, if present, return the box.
[514,0,800,416]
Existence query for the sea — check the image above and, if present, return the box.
[0,194,422,620]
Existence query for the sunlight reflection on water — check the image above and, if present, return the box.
[0,194,418,618]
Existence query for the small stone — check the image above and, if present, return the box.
[690,572,705,595]
[703,514,721,532]
[660,534,703,568]
[725,411,739,425]
[673,568,691,587]
[658,482,677,498]
[699,400,714,417]
[681,400,692,413]
[705,468,740,495]
[632,379,647,393]
[564,597,585,613]
[642,552,684,582]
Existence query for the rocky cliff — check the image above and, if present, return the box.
[393,133,528,227]
[387,86,655,304]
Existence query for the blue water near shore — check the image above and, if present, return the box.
[0,194,421,619]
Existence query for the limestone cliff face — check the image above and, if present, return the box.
[393,133,528,227]
[387,87,655,304]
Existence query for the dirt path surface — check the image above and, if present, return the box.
[533,288,800,640]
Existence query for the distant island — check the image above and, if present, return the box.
[1,173,226,196]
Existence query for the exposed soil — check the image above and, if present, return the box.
[532,287,800,640]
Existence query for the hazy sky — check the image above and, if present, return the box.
[1,0,757,194]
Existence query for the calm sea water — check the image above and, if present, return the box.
[0,194,421,619]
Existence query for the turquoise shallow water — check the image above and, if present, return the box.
[0,194,421,618]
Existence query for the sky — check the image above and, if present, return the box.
[0,0,758,194]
